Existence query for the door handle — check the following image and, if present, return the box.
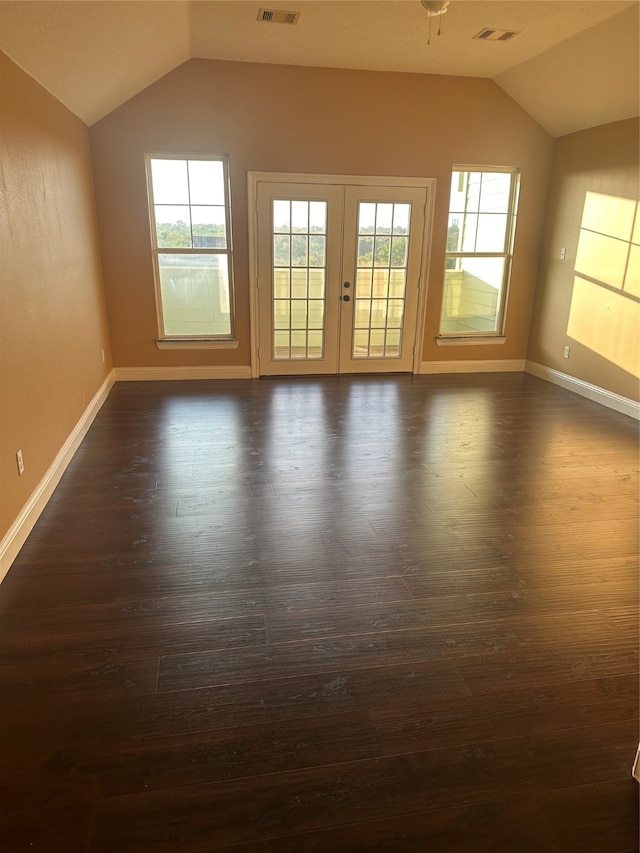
[342,294,351,302]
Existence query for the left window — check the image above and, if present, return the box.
[146,154,235,339]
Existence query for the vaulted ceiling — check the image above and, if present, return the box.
[0,0,638,137]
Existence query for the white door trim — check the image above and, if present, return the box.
[248,171,435,378]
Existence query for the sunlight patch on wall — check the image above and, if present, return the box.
[575,229,629,290]
[580,191,636,241]
[628,210,640,297]
[568,191,639,377]
[575,191,637,292]
[568,276,639,376]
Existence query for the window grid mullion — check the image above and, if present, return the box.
[445,252,509,259]
[185,160,194,248]
[155,248,228,255]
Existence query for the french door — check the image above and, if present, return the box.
[252,175,431,375]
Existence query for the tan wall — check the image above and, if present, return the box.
[0,51,112,540]
[528,118,639,402]
[89,58,553,369]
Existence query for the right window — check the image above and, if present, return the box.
[439,167,520,337]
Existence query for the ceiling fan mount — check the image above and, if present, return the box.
[421,1,450,16]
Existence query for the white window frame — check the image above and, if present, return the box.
[145,153,237,347]
[438,165,520,342]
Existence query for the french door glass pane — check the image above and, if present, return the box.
[291,269,307,298]
[356,269,372,298]
[353,201,411,358]
[272,199,327,360]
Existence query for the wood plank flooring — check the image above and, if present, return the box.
[0,373,638,852]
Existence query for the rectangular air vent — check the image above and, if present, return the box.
[258,8,300,25]
[474,28,520,41]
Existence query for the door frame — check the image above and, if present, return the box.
[247,172,435,378]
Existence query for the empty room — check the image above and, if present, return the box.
[0,1,638,851]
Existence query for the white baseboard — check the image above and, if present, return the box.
[0,371,116,583]
[419,359,526,374]
[525,361,640,420]
[114,366,252,381]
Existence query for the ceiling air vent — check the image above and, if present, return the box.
[473,28,520,42]
[257,8,300,25]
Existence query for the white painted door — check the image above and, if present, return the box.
[255,178,428,375]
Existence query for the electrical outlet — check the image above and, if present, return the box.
[560,247,566,260]
[563,346,571,358]
[16,449,24,475]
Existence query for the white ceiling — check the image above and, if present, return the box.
[0,0,638,136]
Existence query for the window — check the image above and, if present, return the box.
[439,167,519,337]
[146,154,235,341]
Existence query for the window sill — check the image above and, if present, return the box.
[436,335,507,347]
[155,338,240,350]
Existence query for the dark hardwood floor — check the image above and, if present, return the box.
[1,372,638,852]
